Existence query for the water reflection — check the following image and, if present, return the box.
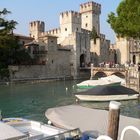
[0,80,139,122]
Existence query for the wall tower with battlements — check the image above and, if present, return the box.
[29,21,45,40]
[80,1,101,35]
[59,11,81,42]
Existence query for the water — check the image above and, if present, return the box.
[0,80,140,123]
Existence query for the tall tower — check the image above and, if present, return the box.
[29,21,45,40]
[59,11,81,41]
[80,1,101,35]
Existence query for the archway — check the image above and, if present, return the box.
[114,52,117,64]
[95,72,107,78]
[111,72,125,78]
[80,54,85,67]
[133,55,136,64]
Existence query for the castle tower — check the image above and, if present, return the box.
[29,21,45,40]
[80,1,101,34]
[59,11,81,41]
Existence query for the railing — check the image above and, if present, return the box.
[120,126,140,140]
[40,128,81,140]
[96,126,140,140]
[92,67,126,72]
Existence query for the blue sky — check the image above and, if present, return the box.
[0,0,121,43]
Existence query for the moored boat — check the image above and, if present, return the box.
[0,117,80,140]
[77,75,125,89]
[75,84,139,101]
[45,105,140,140]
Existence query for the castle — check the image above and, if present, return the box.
[9,1,140,80]
[22,1,113,79]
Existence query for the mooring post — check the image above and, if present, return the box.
[107,101,121,140]
[90,63,94,80]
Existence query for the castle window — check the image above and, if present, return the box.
[86,16,88,18]
[51,40,54,43]
[65,28,67,31]
[77,28,78,31]
[85,23,88,27]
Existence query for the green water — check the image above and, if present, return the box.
[0,80,140,123]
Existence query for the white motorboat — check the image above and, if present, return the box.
[0,117,80,140]
[77,75,125,89]
[45,105,140,140]
[75,84,139,101]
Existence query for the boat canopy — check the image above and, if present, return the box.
[46,105,140,140]
[75,85,139,96]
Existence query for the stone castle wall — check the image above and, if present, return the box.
[9,50,71,80]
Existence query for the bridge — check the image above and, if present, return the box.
[90,66,127,79]
[80,65,140,92]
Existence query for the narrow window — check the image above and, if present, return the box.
[65,28,67,31]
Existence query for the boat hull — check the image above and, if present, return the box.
[75,94,139,101]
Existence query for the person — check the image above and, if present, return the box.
[138,62,140,71]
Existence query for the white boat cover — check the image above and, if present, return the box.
[77,75,125,87]
[0,121,26,139]
[46,105,140,140]
[100,75,125,85]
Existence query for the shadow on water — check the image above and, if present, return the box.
[0,80,140,123]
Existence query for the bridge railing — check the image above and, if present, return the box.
[92,67,126,72]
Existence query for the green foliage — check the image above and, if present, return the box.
[107,0,140,38]
[0,68,9,80]
[0,9,18,79]
[90,27,99,43]
[14,49,34,65]
[0,8,18,65]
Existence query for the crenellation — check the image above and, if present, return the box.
[60,11,81,19]
[80,1,101,14]
[45,28,60,36]
[29,20,45,40]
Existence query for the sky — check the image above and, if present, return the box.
[0,0,121,43]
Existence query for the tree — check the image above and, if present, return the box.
[0,8,18,79]
[107,0,140,38]
[90,26,99,43]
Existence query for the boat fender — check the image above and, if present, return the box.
[48,120,52,125]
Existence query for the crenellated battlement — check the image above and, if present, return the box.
[80,1,101,14]
[60,11,81,18]
[29,21,45,39]
[29,21,45,31]
[45,28,60,35]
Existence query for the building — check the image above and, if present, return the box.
[116,37,140,65]
[10,1,116,80]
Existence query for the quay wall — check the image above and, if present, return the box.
[9,64,71,81]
